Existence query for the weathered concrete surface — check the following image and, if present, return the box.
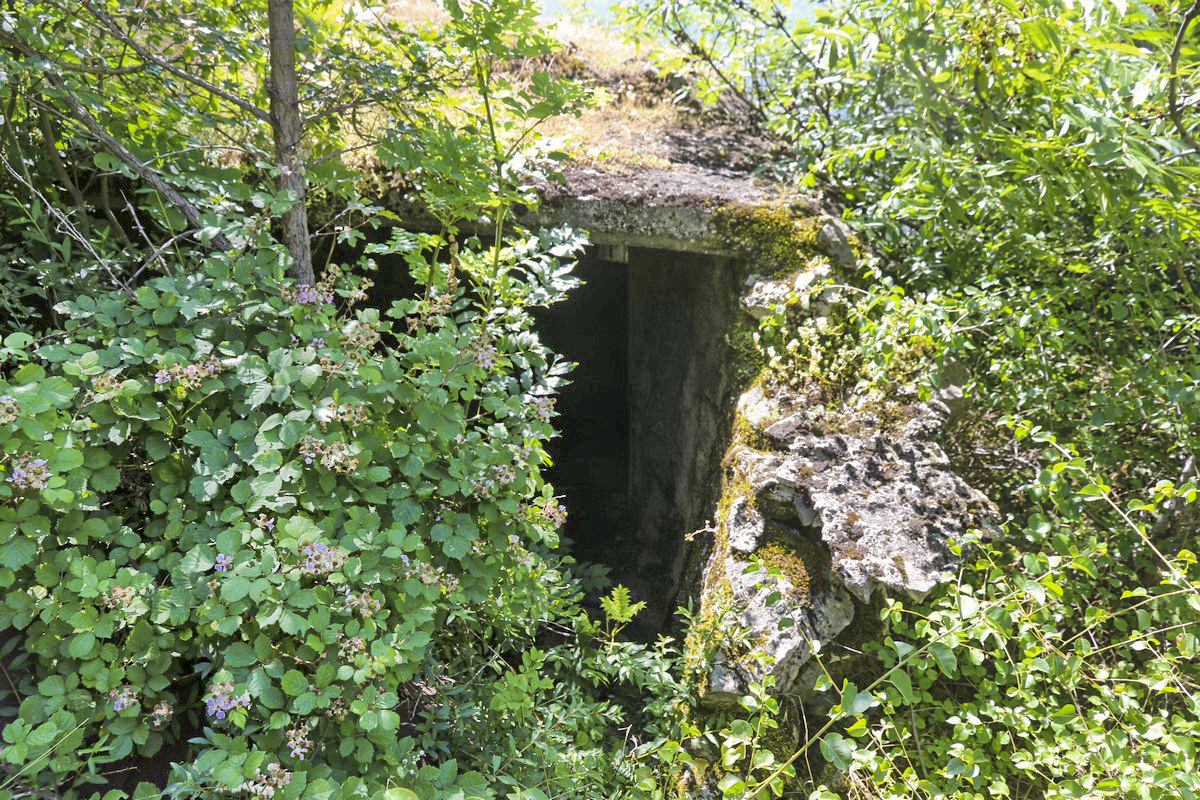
[527,164,812,253]
[627,250,741,631]
[378,159,825,254]
[699,267,999,703]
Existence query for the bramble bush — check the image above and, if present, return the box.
[0,0,718,795]
[0,216,703,799]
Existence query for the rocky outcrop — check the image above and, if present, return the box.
[734,392,995,603]
[699,273,998,704]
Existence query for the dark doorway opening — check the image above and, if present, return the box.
[536,246,738,635]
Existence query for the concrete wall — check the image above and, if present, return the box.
[628,249,739,628]
[537,246,738,635]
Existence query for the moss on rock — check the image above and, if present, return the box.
[751,524,831,609]
[715,203,825,279]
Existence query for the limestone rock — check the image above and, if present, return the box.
[817,217,858,270]
[726,495,765,554]
[736,383,779,431]
[739,257,837,320]
[740,275,791,320]
[725,546,855,692]
[730,401,996,605]
[700,331,995,701]
[701,653,745,709]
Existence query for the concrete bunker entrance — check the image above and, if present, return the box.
[536,244,739,634]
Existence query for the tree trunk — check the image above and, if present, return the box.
[267,0,315,285]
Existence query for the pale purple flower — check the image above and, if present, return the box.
[6,454,50,491]
[206,682,250,720]
[301,542,345,575]
[470,338,498,370]
[296,285,333,305]
[0,395,18,424]
[214,553,234,572]
[111,686,137,712]
[286,722,313,760]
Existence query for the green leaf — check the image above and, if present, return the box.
[839,682,875,715]
[181,547,214,574]
[293,692,317,714]
[222,576,252,603]
[214,760,244,788]
[819,732,853,771]
[928,642,957,677]
[68,632,96,659]
[49,448,84,472]
[0,537,37,569]
[888,669,914,704]
[281,670,308,696]
[27,722,59,749]
[224,642,257,668]
[133,782,162,799]
[1051,703,1077,723]
[716,773,747,797]
[39,378,76,408]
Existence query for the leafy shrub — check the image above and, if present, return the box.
[0,218,691,799]
[617,0,1200,795]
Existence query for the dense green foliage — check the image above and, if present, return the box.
[0,1,699,798]
[4,0,1200,797]
[621,0,1200,797]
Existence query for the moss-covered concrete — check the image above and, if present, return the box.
[751,522,830,608]
[714,203,826,279]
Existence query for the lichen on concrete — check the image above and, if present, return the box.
[693,238,999,706]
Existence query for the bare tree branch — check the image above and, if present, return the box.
[36,104,89,237]
[2,157,136,298]
[268,0,315,285]
[2,31,232,250]
[1169,0,1200,153]
[77,0,273,125]
[665,8,767,125]
[56,84,233,250]
[0,763,61,800]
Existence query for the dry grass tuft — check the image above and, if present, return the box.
[543,18,650,77]
[383,0,450,29]
[540,97,684,169]
[337,8,708,173]
[529,18,696,168]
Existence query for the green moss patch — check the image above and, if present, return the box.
[715,203,825,279]
[752,522,831,608]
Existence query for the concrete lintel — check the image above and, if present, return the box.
[380,162,818,256]
[524,197,727,255]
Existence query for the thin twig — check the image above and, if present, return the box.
[76,0,272,124]
[0,764,60,800]
[1,157,135,297]
[129,228,195,282]
[35,104,89,237]
[1168,0,1200,153]
[1,30,233,251]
